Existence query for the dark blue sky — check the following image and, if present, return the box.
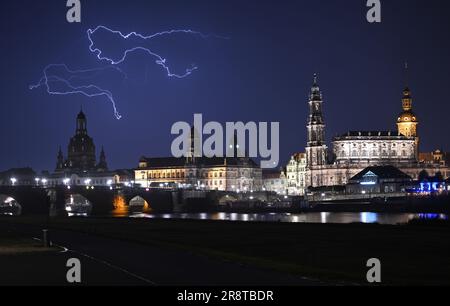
[1,0,450,172]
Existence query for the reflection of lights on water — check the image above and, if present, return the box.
[68,213,88,217]
[360,212,378,224]
[217,212,226,220]
[126,212,449,225]
[416,213,448,220]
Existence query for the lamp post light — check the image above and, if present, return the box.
[35,177,40,186]
[41,178,48,186]
[10,177,17,186]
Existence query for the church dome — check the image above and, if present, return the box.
[397,111,417,123]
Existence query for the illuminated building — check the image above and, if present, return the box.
[0,168,36,186]
[262,168,287,194]
[346,166,412,194]
[286,153,307,195]
[135,157,262,191]
[288,72,449,193]
[135,129,262,191]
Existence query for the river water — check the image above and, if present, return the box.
[128,212,448,225]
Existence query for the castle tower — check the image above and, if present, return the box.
[397,88,418,138]
[397,63,419,159]
[306,74,328,168]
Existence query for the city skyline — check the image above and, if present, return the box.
[1,0,450,289]
[1,0,450,172]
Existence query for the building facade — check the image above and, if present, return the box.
[135,156,262,191]
[262,168,287,194]
[135,127,263,191]
[286,153,307,195]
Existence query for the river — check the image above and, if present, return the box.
[127,212,448,225]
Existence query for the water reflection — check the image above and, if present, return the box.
[129,212,449,225]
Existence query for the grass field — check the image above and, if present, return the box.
[1,216,449,285]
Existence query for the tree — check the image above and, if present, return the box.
[434,171,444,182]
[418,170,429,182]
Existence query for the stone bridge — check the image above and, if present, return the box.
[0,185,281,216]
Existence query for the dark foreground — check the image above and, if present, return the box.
[1,216,449,286]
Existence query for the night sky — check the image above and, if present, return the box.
[1,0,450,172]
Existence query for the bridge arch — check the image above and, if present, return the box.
[218,194,238,204]
[0,194,22,216]
[65,193,92,216]
[129,195,152,213]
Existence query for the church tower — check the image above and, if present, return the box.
[96,146,108,171]
[56,146,64,171]
[306,74,327,168]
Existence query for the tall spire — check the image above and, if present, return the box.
[56,146,64,170]
[306,73,327,170]
[404,61,409,88]
[97,146,108,171]
[310,73,322,101]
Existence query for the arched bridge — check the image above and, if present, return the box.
[0,185,177,216]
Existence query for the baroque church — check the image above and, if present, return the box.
[287,72,449,195]
[48,110,132,187]
[55,109,108,174]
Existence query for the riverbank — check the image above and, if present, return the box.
[1,216,449,285]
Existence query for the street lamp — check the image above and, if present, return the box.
[63,178,70,185]
[84,178,91,186]
[35,178,40,186]
[10,177,17,186]
[41,178,48,185]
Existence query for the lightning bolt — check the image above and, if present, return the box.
[30,64,125,119]
[31,26,227,119]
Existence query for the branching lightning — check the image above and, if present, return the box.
[30,64,125,119]
[31,26,226,119]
